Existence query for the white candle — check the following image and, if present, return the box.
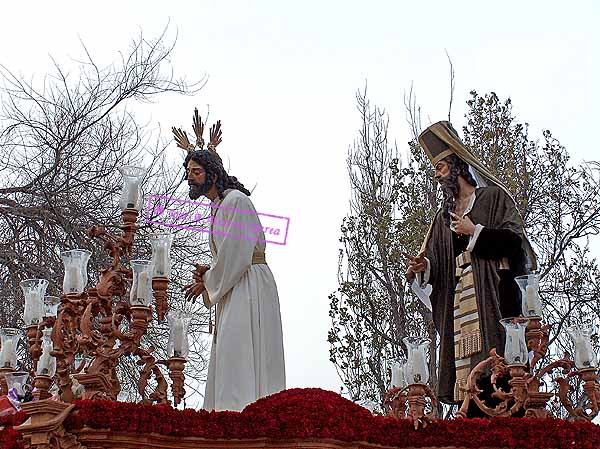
[125,179,140,209]
[507,327,521,363]
[139,271,149,298]
[154,245,166,276]
[525,285,537,315]
[411,350,426,382]
[171,320,184,356]
[65,265,80,293]
[576,334,593,368]
[0,339,15,367]
[34,291,44,322]
[38,345,52,375]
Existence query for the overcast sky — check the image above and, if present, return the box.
[1,0,598,405]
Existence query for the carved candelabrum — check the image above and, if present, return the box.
[384,337,438,429]
[0,165,188,408]
[456,274,600,420]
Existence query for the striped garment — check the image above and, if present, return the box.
[453,251,482,402]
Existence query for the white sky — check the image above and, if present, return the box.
[1,0,598,403]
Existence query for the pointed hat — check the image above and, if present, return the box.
[418,120,515,202]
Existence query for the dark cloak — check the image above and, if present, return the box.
[424,185,528,403]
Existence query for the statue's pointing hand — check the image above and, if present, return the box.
[405,250,427,281]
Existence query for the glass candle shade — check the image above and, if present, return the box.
[567,325,596,369]
[118,165,146,211]
[61,249,91,294]
[514,273,543,317]
[403,336,430,384]
[36,328,56,377]
[501,317,529,365]
[43,296,61,318]
[390,359,407,389]
[167,310,192,358]
[130,260,154,306]
[20,279,48,325]
[0,328,20,369]
[5,371,29,398]
[149,233,174,278]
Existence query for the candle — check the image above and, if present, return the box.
[576,334,593,368]
[137,271,150,304]
[35,291,44,322]
[71,265,81,292]
[38,345,52,375]
[125,178,140,209]
[154,245,167,277]
[171,320,184,357]
[139,271,149,294]
[64,265,80,294]
[525,285,536,315]
[411,350,426,383]
[26,290,43,324]
[0,339,15,367]
[507,327,521,363]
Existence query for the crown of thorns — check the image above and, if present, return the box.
[171,108,222,154]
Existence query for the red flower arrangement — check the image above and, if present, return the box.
[0,411,27,449]
[12,388,600,449]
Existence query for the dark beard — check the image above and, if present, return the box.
[439,174,459,226]
[188,178,213,200]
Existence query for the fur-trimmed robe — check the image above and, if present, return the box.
[424,186,529,403]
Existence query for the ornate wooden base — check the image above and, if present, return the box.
[16,399,80,449]
[69,430,515,449]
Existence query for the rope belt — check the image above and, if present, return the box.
[453,250,482,402]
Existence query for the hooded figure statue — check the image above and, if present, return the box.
[410,120,536,405]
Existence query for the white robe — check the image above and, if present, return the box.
[201,189,286,411]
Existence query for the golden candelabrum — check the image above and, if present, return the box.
[0,166,189,407]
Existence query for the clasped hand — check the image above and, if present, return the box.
[182,264,210,302]
[450,212,476,236]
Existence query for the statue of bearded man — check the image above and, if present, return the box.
[174,112,286,412]
[406,121,537,408]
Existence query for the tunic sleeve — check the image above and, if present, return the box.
[470,187,524,260]
[203,192,262,307]
[471,228,522,259]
